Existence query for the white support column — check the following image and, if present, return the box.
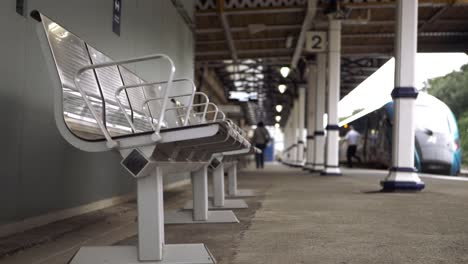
[283,117,289,163]
[297,87,306,165]
[313,53,327,172]
[323,19,342,176]
[305,65,317,170]
[192,165,208,221]
[137,167,164,261]
[381,0,425,191]
[291,101,298,163]
[212,163,225,207]
[228,162,238,196]
[288,114,293,164]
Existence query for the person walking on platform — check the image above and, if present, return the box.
[344,125,361,168]
[252,121,271,169]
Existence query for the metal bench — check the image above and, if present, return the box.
[222,146,261,198]
[32,10,250,264]
[165,118,253,224]
[183,130,257,211]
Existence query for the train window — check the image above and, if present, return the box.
[447,112,457,134]
[415,105,450,134]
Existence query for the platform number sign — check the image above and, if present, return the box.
[305,31,327,52]
[112,0,121,36]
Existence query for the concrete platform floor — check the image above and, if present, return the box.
[2,163,468,263]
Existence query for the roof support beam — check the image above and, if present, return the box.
[196,7,304,16]
[196,24,301,34]
[199,67,229,104]
[291,0,317,69]
[197,37,286,45]
[197,29,468,47]
[418,3,453,32]
[196,48,294,56]
[218,0,238,63]
[344,0,467,9]
[195,20,467,35]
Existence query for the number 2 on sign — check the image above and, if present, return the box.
[306,31,327,52]
[311,35,322,49]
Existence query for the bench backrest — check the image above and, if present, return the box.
[39,14,195,141]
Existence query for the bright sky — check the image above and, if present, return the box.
[338,53,468,125]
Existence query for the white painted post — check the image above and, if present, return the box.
[192,165,208,220]
[228,162,238,196]
[305,65,317,170]
[381,0,425,191]
[290,101,298,163]
[323,19,342,176]
[283,117,289,163]
[297,87,306,165]
[137,167,164,261]
[287,114,292,164]
[313,53,327,172]
[212,162,225,207]
[293,98,299,163]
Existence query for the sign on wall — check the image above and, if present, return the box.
[16,0,27,17]
[305,31,327,52]
[113,0,121,36]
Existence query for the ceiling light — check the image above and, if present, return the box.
[278,84,287,94]
[280,67,290,78]
[275,105,283,112]
[275,116,281,122]
[275,123,280,128]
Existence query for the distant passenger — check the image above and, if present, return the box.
[344,125,362,168]
[252,121,271,169]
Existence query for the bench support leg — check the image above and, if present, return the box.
[137,167,164,261]
[192,165,208,221]
[212,163,225,207]
[226,162,257,198]
[69,166,216,263]
[228,162,238,196]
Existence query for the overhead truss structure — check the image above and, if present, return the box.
[194,0,468,125]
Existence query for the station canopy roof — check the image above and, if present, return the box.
[194,0,468,126]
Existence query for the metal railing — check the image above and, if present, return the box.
[115,79,197,132]
[74,54,175,148]
[142,92,209,127]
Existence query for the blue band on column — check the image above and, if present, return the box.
[307,135,314,139]
[326,124,340,131]
[381,166,424,191]
[389,166,417,172]
[391,86,419,99]
[314,131,325,136]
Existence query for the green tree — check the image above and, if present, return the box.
[426,64,468,118]
[457,112,468,165]
[426,63,468,165]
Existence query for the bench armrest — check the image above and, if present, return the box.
[115,78,197,132]
[74,54,175,148]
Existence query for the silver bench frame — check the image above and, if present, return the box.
[32,10,252,264]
